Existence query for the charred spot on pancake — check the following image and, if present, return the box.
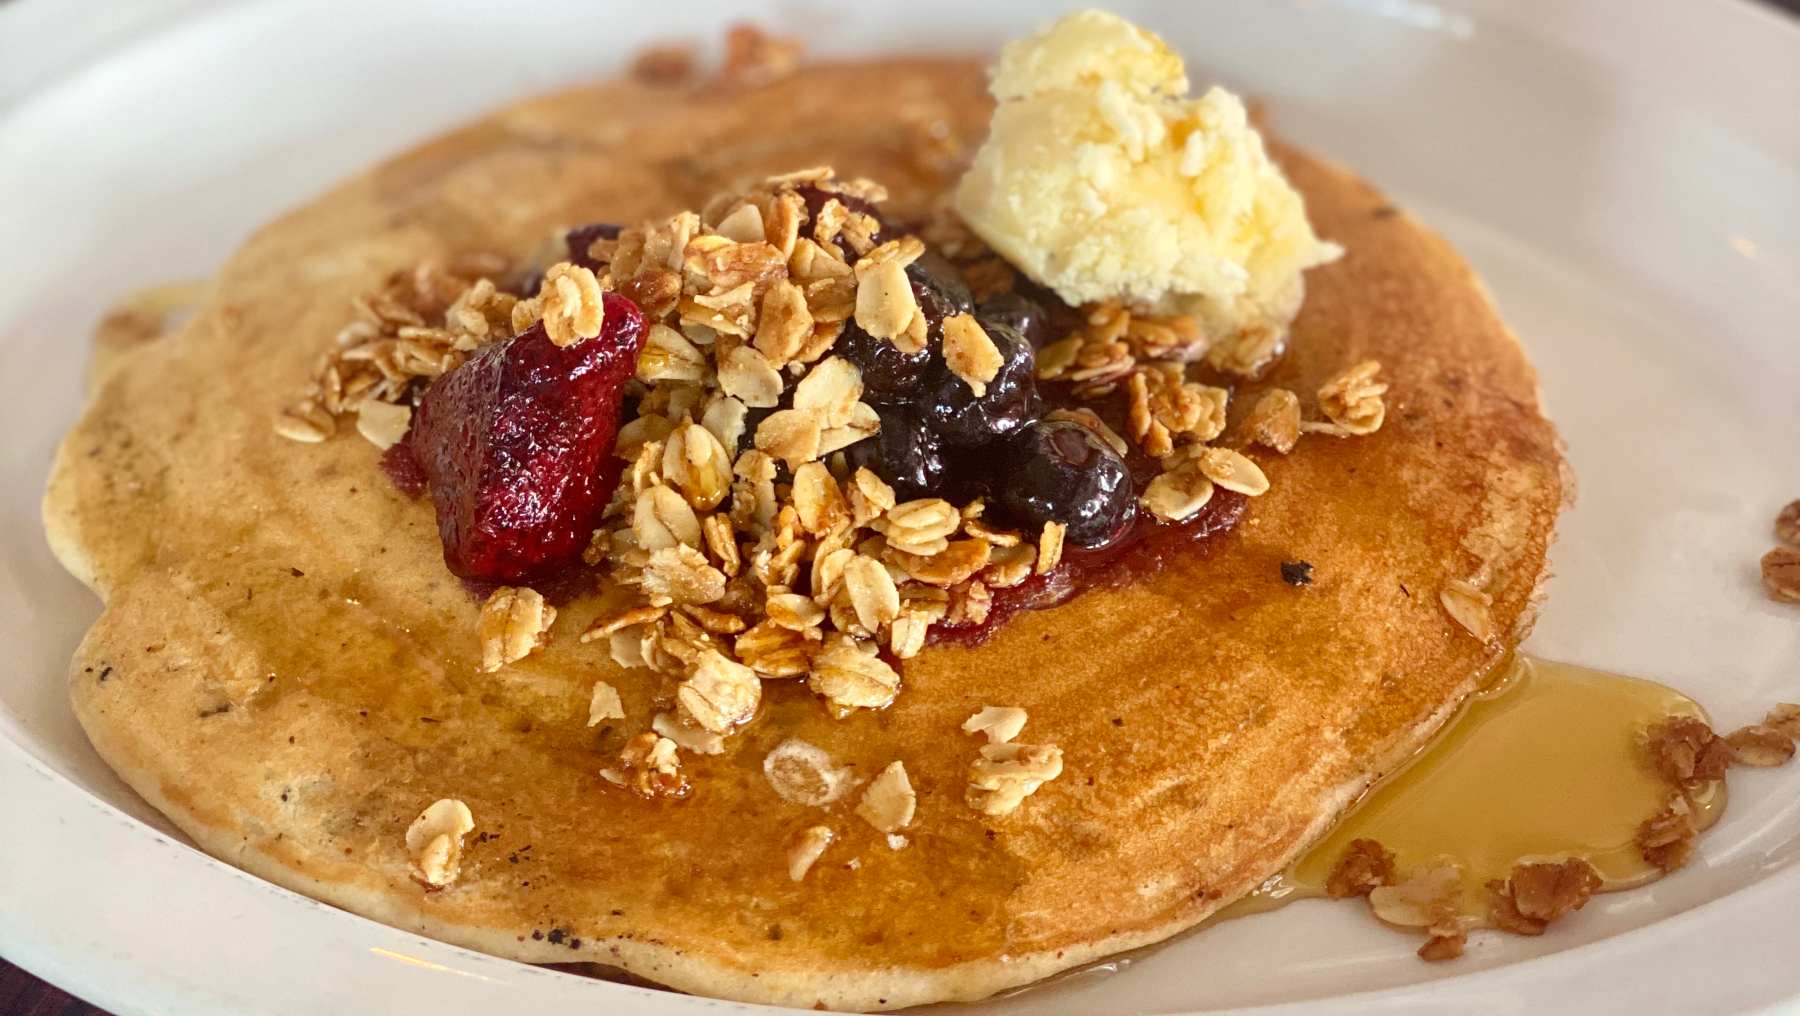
[1281,560,1314,586]
[1372,205,1400,220]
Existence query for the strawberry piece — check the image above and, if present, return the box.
[410,293,646,583]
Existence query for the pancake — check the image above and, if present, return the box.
[42,59,1565,1010]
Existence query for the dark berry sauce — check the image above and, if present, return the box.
[930,489,1246,648]
[380,437,428,499]
[460,564,600,608]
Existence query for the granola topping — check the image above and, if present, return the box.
[1307,360,1388,437]
[1776,500,1800,548]
[962,705,1029,745]
[1644,715,1731,788]
[1762,546,1800,603]
[282,160,1386,798]
[1485,858,1600,936]
[855,761,917,833]
[608,732,689,799]
[652,711,726,756]
[1637,794,1696,872]
[405,798,476,889]
[587,680,625,725]
[1366,860,1467,961]
[1765,703,1800,740]
[477,586,555,673]
[966,741,1064,817]
[787,824,834,881]
[1438,578,1496,643]
[1242,388,1301,454]
[1724,724,1796,767]
[1324,838,1396,899]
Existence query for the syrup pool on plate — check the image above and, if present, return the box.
[1222,655,1724,920]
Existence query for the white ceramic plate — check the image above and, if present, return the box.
[2,1,1797,1013]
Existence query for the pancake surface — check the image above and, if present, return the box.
[43,60,1565,1010]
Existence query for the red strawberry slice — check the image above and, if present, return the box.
[410,293,646,583]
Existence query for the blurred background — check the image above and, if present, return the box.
[2,0,1799,106]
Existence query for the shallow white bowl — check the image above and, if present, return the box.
[1,1,1797,1012]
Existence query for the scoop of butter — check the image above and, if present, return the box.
[954,10,1341,346]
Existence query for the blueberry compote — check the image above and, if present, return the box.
[833,257,1248,646]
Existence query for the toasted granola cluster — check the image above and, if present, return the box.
[1636,708,1799,872]
[1034,301,1386,523]
[275,257,518,447]
[1330,844,1602,961]
[1762,499,1800,604]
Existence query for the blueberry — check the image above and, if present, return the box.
[835,255,975,404]
[994,419,1135,550]
[908,251,973,323]
[976,291,1050,349]
[506,268,544,300]
[921,319,1041,447]
[835,323,933,404]
[739,404,775,452]
[844,405,947,500]
[565,222,622,271]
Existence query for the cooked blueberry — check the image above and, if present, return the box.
[976,291,1050,349]
[844,405,946,499]
[908,251,974,324]
[995,419,1135,550]
[834,254,978,404]
[739,404,775,452]
[836,323,934,404]
[506,268,544,299]
[921,319,1041,447]
[565,222,621,271]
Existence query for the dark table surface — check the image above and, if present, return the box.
[5,0,1798,1012]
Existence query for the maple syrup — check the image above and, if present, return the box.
[1220,655,1724,920]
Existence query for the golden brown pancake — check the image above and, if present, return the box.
[42,59,1564,1010]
